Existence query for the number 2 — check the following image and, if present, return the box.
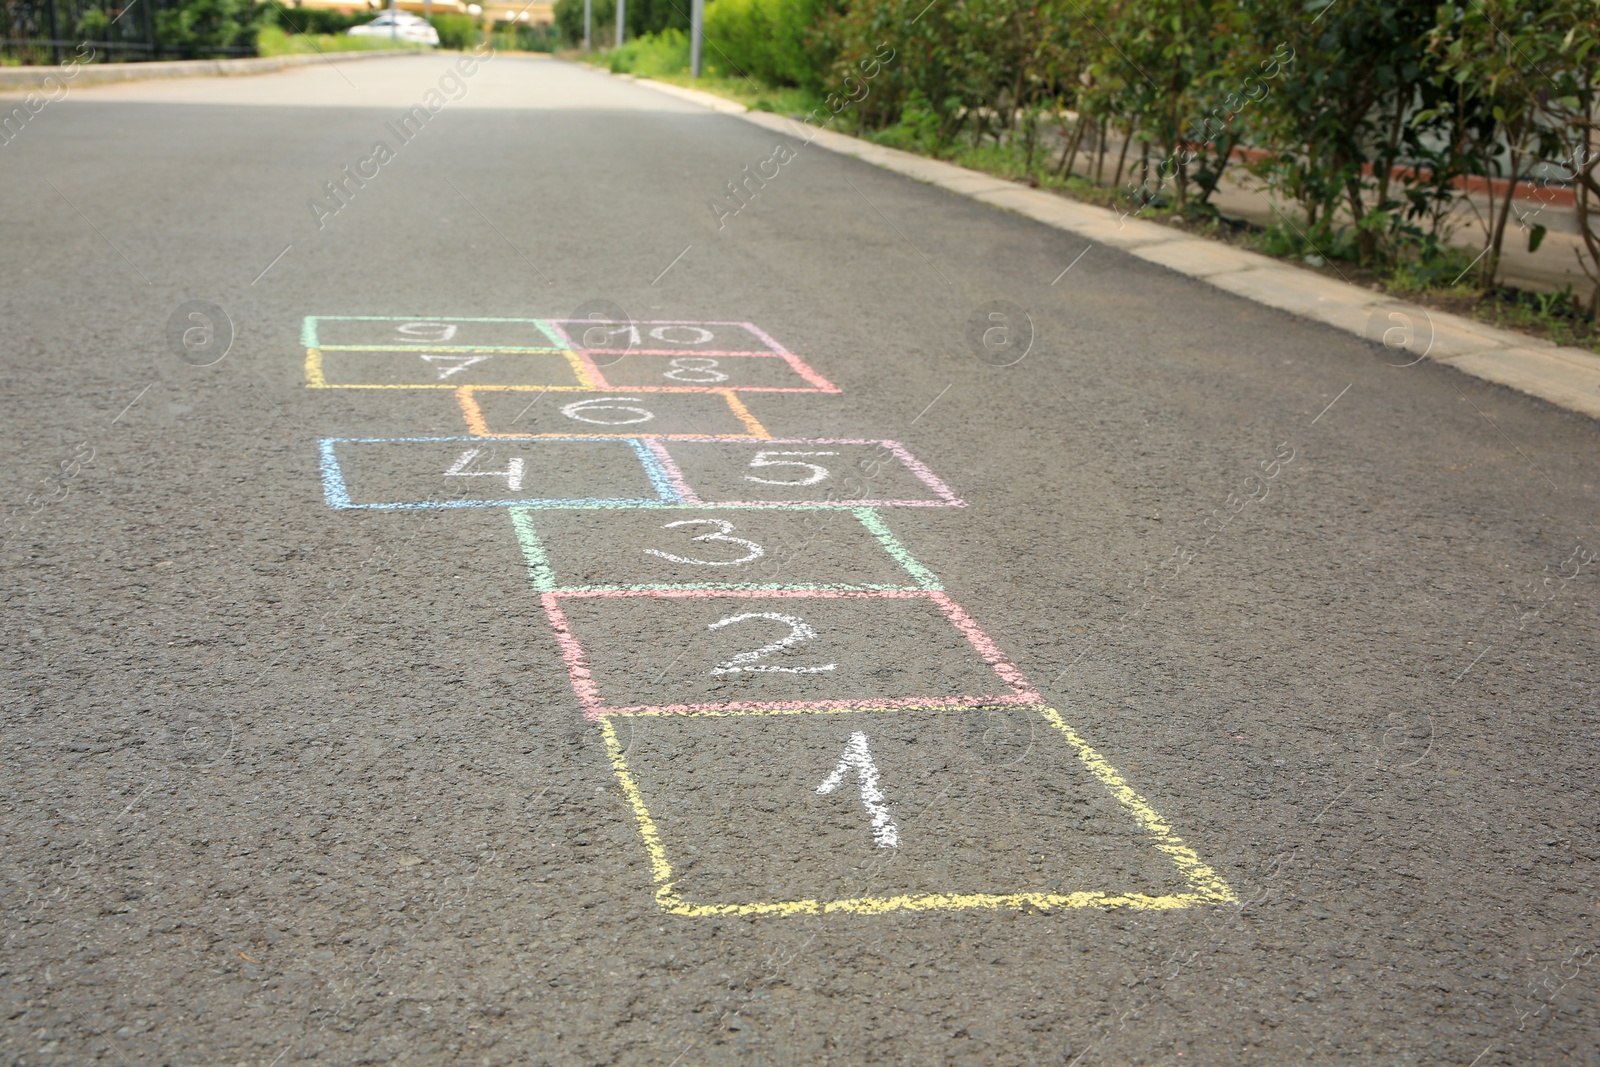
[644,519,764,566]
[708,613,836,674]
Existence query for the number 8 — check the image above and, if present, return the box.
[664,357,728,383]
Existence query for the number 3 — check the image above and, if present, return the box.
[744,450,838,486]
[644,519,764,566]
[708,613,836,674]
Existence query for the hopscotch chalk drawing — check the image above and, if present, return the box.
[318,437,964,510]
[304,316,839,392]
[305,314,1237,915]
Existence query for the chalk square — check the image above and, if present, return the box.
[458,388,768,439]
[603,705,1238,915]
[585,351,839,394]
[511,507,940,593]
[542,589,1039,718]
[546,320,785,356]
[319,437,673,509]
[655,439,962,507]
[306,348,587,389]
[303,316,565,351]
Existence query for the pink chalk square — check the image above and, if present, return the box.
[541,589,1040,719]
[653,439,962,508]
[584,351,839,394]
[547,320,787,356]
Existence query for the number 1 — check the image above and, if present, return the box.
[816,732,898,848]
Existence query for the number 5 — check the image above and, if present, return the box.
[744,450,838,486]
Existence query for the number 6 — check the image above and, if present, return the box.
[559,397,655,425]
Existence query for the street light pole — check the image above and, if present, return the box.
[690,0,703,77]
[615,0,624,48]
[583,0,591,50]
[389,0,397,42]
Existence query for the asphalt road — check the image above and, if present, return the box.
[3,52,1599,1067]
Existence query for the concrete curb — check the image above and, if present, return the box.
[0,49,425,92]
[625,70,1600,421]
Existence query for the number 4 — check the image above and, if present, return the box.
[444,448,524,492]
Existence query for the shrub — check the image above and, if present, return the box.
[429,13,475,49]
[605,27,689,76]
[553,0,614,46]
[702,0,826,89]
[494,23,559,52]
[267,4,369,36]
[155,0,263,57]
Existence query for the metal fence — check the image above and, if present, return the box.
[1,0,257,64]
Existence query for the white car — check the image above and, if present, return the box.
[347,12,441,46]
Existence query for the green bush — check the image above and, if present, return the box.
[493,23,559,52]
[605,27,689,77]
[427,13,475,49]
[553,0,613,46]
[702,0,826,89]
[267,4,368,36]
[552,0,681,45]
[622,0,688,38]
[256,23,419,55]
[155,0,263,57]
[562,0,1600,311]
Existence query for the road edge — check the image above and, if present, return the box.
[623,69,1600,422]
[0,49,427,92]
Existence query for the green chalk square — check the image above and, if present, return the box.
[510,506,941,594]
[302,316,566,351]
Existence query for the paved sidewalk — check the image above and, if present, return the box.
[634,73,1600,422]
